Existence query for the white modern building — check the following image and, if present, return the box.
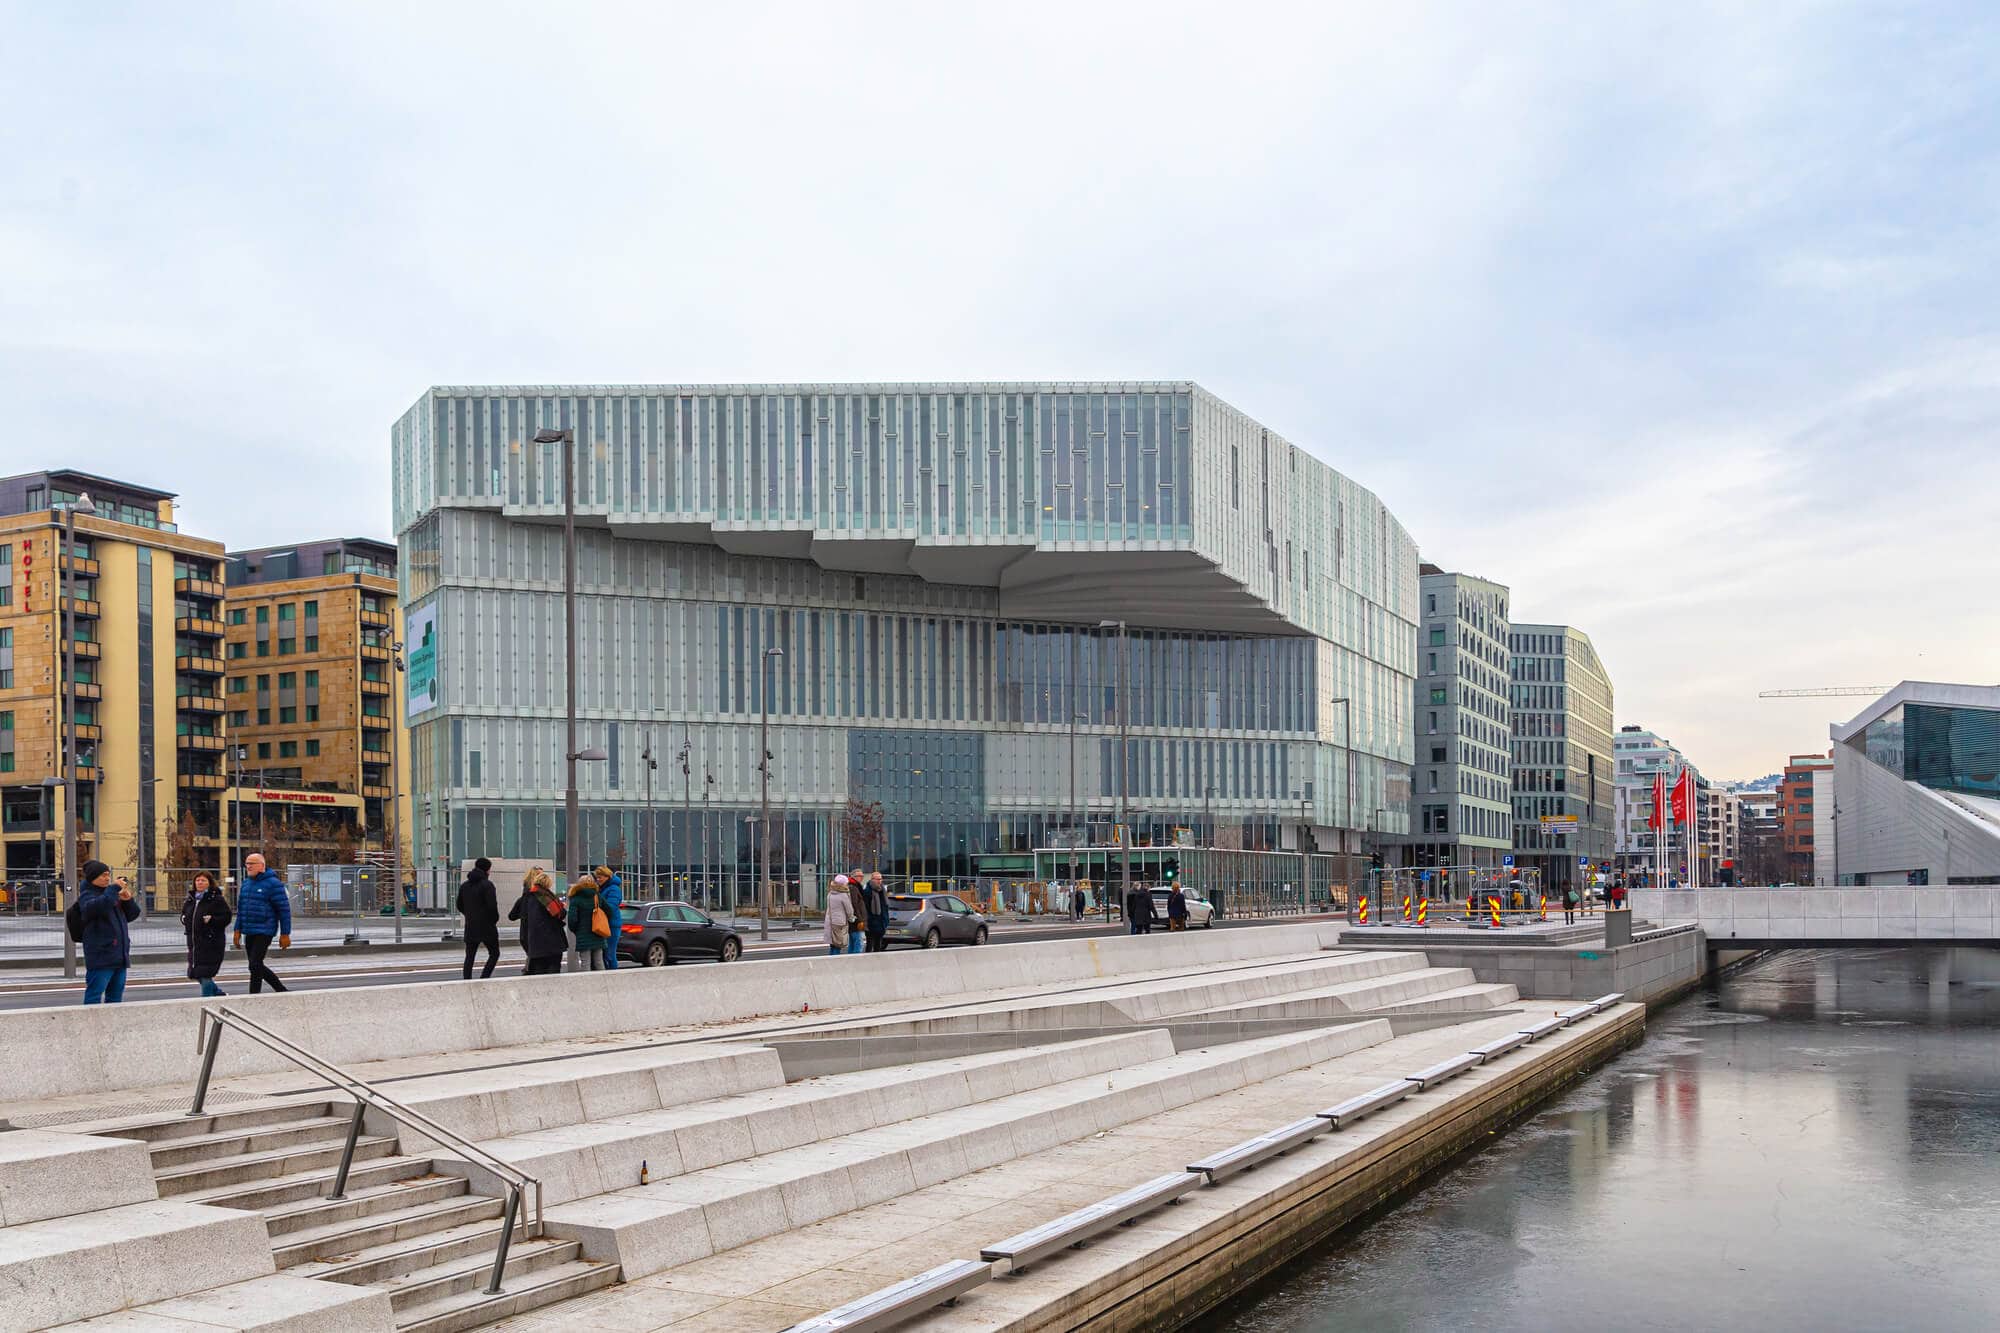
[1508,623,1615,892]
[1613,725,1705,882]
[1830,681,2000,885]
[389,383,1422,900]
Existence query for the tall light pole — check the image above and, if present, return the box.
[641,731,657,898]
[1097,620,1130,912]
[533,425,584,893]
[58,493,96,977]
[758,647,783,942]
[1068,711,1086,851]
[390,639,406,944]
[702,761,715,908]
[677,733,691,901]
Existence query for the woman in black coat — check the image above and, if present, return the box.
[508,867,568,975]
[181,872,233,997]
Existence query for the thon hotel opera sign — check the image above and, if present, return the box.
[226,787,363,812]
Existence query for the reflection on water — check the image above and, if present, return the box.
[1199,948,2000,1333]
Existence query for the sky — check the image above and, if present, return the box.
[4,1,1996,780]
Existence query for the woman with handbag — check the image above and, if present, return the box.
[567,876,608,970]
[508,867,568,975]
[181,872,232,997]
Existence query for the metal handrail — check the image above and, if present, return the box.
[189,1005,540,1294]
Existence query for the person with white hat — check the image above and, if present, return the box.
[825,875,857,956]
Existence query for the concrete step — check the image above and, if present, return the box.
[540,1021,1393,1283]
[396,1258,621,1333]
[147,1113,357,1168]
[43,1272,395,1331]
[272,1194,506,1267]
[1195,965,1483,1021]
[1370,982,1520,1015]
[374,1234,584,1311]
[69,1098,339,1145]
[290,1215,526,1284]
[171,1153,437,1209]
[0,1199,276,1330]
[1113,951,1437,1022]
[446,1030,1174,1206]
[154,1133,401,1195]
[263,1173,471,1236]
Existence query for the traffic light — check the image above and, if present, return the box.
[1161,861,1178,883]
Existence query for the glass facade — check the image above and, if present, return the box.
[1859,703,2000,797]
[392,382,1420,899]
[1511,625,1615,876]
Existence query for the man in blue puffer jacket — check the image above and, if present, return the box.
[231,853,292,994]
[592,865,623,970]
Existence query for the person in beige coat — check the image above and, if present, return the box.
[825,874,857,955]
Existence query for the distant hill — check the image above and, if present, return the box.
[1723,774,1783,792]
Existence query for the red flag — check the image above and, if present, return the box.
[1671,767,1694,826]
[1649,770,1667,830]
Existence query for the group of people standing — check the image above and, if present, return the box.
[69,853,295,1006]
[1121,882,1190,934]
[823,870,891,954]
[466,859,625,977]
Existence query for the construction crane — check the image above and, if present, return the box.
[1757,686,1891,699]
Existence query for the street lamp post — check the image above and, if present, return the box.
[642,731,658,899]
[533,425,584,893]
[758,647,784,942]
[390,639,406,944]
[1098,620,1130,916]
[677,733,691,899]
[58,492,96,978]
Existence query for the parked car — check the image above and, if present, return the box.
[885,892,988,949]
[617,900,743,966]
[1151,887,1215,928]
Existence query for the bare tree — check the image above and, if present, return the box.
[160,808,204,908]
[838,799,886,872]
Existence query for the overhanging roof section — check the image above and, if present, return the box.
[392,382,1420,639]
[1832,681,2000,744]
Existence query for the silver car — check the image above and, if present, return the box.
[885,892,989,949]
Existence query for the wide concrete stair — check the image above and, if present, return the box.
[1188,967,1519,1022]
[536,1021,1395,1281]
[108,1098,618,1332]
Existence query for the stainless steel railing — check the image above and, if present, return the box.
[189,1005,541,1295]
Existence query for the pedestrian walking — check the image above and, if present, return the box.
[567,876,607,970]
[1070,882,1086,922]
[181,871,232,997]
[862,871,890,953]
[1124,883,1151,935]
[825,875,857,955]
[592,866,624,971]
[845,874,866,954]
[509,867,567,975]
[1562,883,1579,925]
[458,857,501,979]
[75,860,139,1005]
[232,853,292,994]
[1167,883,1189,932]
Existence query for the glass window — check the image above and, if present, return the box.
[255,605,268,623]
[306,705,319,722]
[257,742,271,759]
[303,600,317,619]
[279,741,297,758]
[304,636,317,652]
[277,604,294,622]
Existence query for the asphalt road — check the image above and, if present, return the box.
[0,915,1322,1012]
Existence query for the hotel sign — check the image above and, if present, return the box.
[227,787,362,811]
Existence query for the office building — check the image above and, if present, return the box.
[1392,566,1512,870]
[1830,682,2000,884]
[1778,752,1834,885]
[1704,786,1739,881]
[391,383,1421,897]
[222,539,408,870]
[1613,725,1705,882]
[1508,623,1615,891]
[1735,788,1783,883]
[0,471,228,901]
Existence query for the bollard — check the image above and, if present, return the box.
[1358,895,1370,926]
[1401,895,1413,926]
[1416,897,1428,927]
[1488,895,1503,929]
[1538,894,1548,921]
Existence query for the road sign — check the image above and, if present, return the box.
[1502,854,1515,867]
[1579,857,1590,866]
[1539,814,1580,829]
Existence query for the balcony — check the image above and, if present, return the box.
[359,608,392,629]
[180,772,228,792]
[359,642,390,662]
[60,554,100,578]
[69,681,103,702]
[66,723,103,744]
[74,764,101,783]
[178,732,227,752]
[360,677,391,696]
[175,576,224,599]
[362,784,393,800]
[360,712,391,731]
[177,693,226,714]
[176,654,226,676]
[59,596,101,620]
[176,615,225,638]
[69,639,101,660]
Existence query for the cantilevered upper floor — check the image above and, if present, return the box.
[391,382,1419,642]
